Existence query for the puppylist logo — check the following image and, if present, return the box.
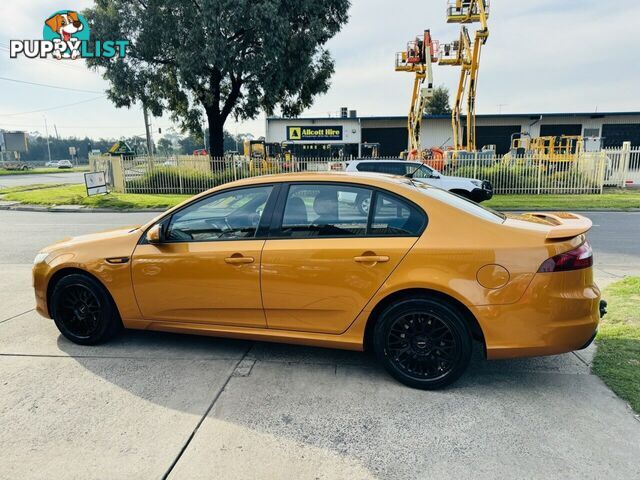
[9,10,128,60]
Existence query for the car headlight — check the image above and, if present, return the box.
[470,180,482,188]
[33,252,50,265]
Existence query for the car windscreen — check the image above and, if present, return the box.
[413,182,506,223]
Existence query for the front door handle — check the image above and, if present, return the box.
[354,255,389,263]
[224,255,255,265]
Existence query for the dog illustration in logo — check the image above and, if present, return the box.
[45,11,84,60]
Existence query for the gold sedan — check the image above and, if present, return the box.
[32,173,602,389]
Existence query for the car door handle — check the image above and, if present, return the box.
[224,256,255,265]
[354,255,389,263]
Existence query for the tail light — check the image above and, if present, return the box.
[538,242,593,273]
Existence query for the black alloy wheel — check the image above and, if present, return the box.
[51,274,122,345]
[373,297,472,389]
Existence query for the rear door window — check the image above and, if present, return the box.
[280,184,372,237]
[277,183,427,238]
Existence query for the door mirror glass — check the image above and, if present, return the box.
[146,224,163,244]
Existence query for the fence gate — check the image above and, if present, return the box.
[604,142,640,187]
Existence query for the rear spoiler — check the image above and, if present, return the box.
[525,212,593,240]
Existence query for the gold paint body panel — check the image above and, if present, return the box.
[33,173,600,359]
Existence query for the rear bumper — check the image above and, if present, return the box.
[473,269,601,360]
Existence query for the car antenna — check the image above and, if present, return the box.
[404,167,420,179]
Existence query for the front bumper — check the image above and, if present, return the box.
[33,262,51,318]
[470,182,493,202]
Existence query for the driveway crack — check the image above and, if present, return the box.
[161,342,253,480]
[0,308,34,325]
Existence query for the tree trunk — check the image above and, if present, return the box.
[206,111,225,159]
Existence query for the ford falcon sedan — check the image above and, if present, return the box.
[33,172,603,389]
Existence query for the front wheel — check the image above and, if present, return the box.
[51,274,122,345]
[373,297,472,389]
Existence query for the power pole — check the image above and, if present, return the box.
[43,116,52,163]
[143,103,154,156]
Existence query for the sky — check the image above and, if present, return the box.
[1,0,639,142]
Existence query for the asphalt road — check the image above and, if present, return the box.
[0,209,639,479]
[0,171,86,189]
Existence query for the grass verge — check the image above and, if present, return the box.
[0,167,89,176]
[485,190,640,210]
[0,184,188,210]
[592,277,640,414]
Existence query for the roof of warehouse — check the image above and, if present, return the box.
[268,111,640,121]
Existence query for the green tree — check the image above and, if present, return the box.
[425,86,452,115]
[157,137,175,155]
[84,0,350,158]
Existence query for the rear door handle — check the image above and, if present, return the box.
[354,255,389,263]
[224,255,254,265]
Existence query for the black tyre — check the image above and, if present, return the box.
[355,193,371,215]
[373,296,472,389]
[51,273,123,345]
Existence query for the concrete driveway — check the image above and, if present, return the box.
[1,210,639,479]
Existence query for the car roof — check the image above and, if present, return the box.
[221,171,417,188]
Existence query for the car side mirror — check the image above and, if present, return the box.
[146,224,163,244]
[431,173,440,179]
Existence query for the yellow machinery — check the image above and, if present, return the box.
[439,0,490,153]
[503,133,584,163]
[395,30,439,160]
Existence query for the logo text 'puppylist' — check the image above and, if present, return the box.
[9,10,128,60]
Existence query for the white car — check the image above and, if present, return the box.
[57,160,73,169]
[344,159,493,212]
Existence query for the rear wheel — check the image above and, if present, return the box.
[373,296,472,389]
[51,274,122,345]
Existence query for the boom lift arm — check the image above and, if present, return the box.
[440,0,490,152]
[395,30,438,158]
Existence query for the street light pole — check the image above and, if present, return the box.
[43,116,52,163]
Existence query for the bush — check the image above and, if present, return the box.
[446,161,600,193]
[125,166,237,194]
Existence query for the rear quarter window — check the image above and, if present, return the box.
[417,184,505,224]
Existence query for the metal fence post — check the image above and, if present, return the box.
[620,141,631,188]
[473,152,478,179]
[598,151,606,194]
[536,159,542,195]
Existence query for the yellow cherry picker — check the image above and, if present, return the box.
[439,0,490,154]
[395,29,444,167]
